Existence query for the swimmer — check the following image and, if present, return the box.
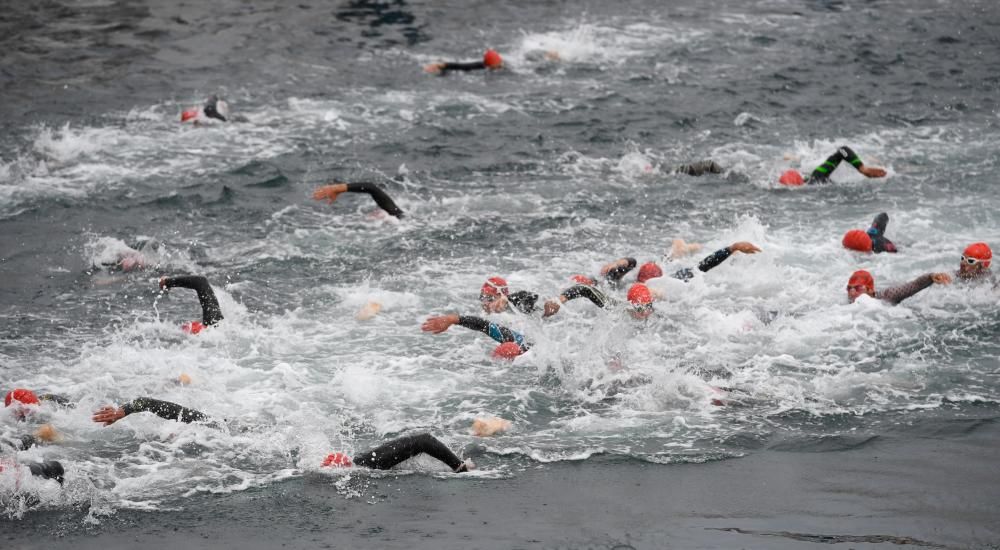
[843,213,897,253]
[478,277,542,315]
[565,257,641,290]
[3,390,67,482]
[421,314,529,359]
[322,433,474,473]
[313,181,404,218]
[424,49,504,75]
[633,241,762,283]
[159,275,224,333]
[846,270,951,305]
[955,242,995,285]
[778,145,886,186]
[180,95,234,124]
[92,397,209,425]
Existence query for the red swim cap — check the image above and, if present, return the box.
[626,283,653,306]
[848,270,875,292]
[492,342,523,360]
[4,389,39,407]
[483,49,503,69]
[636,262,663,283]
[322,452,353,468]
[842,229,873,252]
[570,274,597,286]
[963,242,992,268]
[182,321,205,334]
[779,169,804,186]
[480,277,509,298]
[181,108,199,122]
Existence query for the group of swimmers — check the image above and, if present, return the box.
[4,47,996,492]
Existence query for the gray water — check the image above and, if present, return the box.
[1,0,999,533]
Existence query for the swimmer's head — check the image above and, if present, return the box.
[480,276,510,313]
[5,388,40,421]
[960,242,992,275]
[181,108,200,122]
[492,342,524,360]
[778,169,804,186]
[847,270,876,303]
[483,49,503,69]
[321,452,353,468]
[636,262,663,283]
[182,321,205,334]
[626,283,654,319]
[842,229,873,253]
[570,274,597,286]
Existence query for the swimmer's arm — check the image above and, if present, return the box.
[427,61,487,73]
[559,285,611,308]
[698,241,761,273]
[601,257,637,283]
[313,182,404,218]
[877,273,949,305]
[159,275,224,325]
[94,397,207,425]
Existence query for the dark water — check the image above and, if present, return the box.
[1,0,999,543]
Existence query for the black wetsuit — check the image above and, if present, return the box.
[121,397,208,423]
[507,290,539,314]
[343,182,404,218]
[807,145,866,183]
[161,276,224,326]
[868,212,897,253]
[674,160,725,176]
[671,247,736,281]
[559,284,615,309]
[456,316,529,352]
[1,436,65,482]
[203,95,227,122]
[353,433,466,471]
[439,61,487,73]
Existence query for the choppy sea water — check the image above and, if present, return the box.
[1,0,998,522]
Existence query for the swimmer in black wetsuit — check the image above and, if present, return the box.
[843,213,898,253]
[3,389,68,483]
[779,145,887,185]
[313,181,404,218]
[159,275,224,333]
[542,283,656,321]
[91,399,473,473]
[421,314,530,359]
[181,95,240,124]
[424,49,504,75]
[846,270,951,304]
[478,277,543,315]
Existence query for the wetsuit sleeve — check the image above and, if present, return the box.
[122,397,208,423]
[605,258,637,283]
[26,460,64,483]
[674,160,724,176]
[353,433,464,471]
[161,276,224,325]
[559,285,611,309]
[508,290,539,314]
[343,182,404,218]
[441,61,487,72]
[456,316,525,346]
[697,247,734,273]
[808,145,864,183]
[876,274,934,305]
[39,393,72,407]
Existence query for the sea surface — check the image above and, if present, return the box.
[1,0,998,537]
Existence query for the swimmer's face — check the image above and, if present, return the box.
[847,284,873,303]
[480,294,509,314]
[958,255,988,276]
[629,304,653,320]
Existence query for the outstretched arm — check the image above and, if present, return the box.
[313,182,404,218]
[698,241,761,273]
[421,314,525,345]
[424,61,487,74]
[542,285,613,317]
[159,276,224,325]
[93,397,208,425]
[600,257,637,283]
[877,273,950,305]
[809,145,885,183]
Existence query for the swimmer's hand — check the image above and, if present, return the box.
[421,314,459,334]
[356,301,382,321]
[34,424,60,442]
[313,184,348,204]
[670,238,702,258]
[92,406,127,426]
[542,300,561,318]
[423,62,446,75]
[728,242,762,254]
[931,273,952,285]
[859,165,887,178]
[472,417,511,437]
